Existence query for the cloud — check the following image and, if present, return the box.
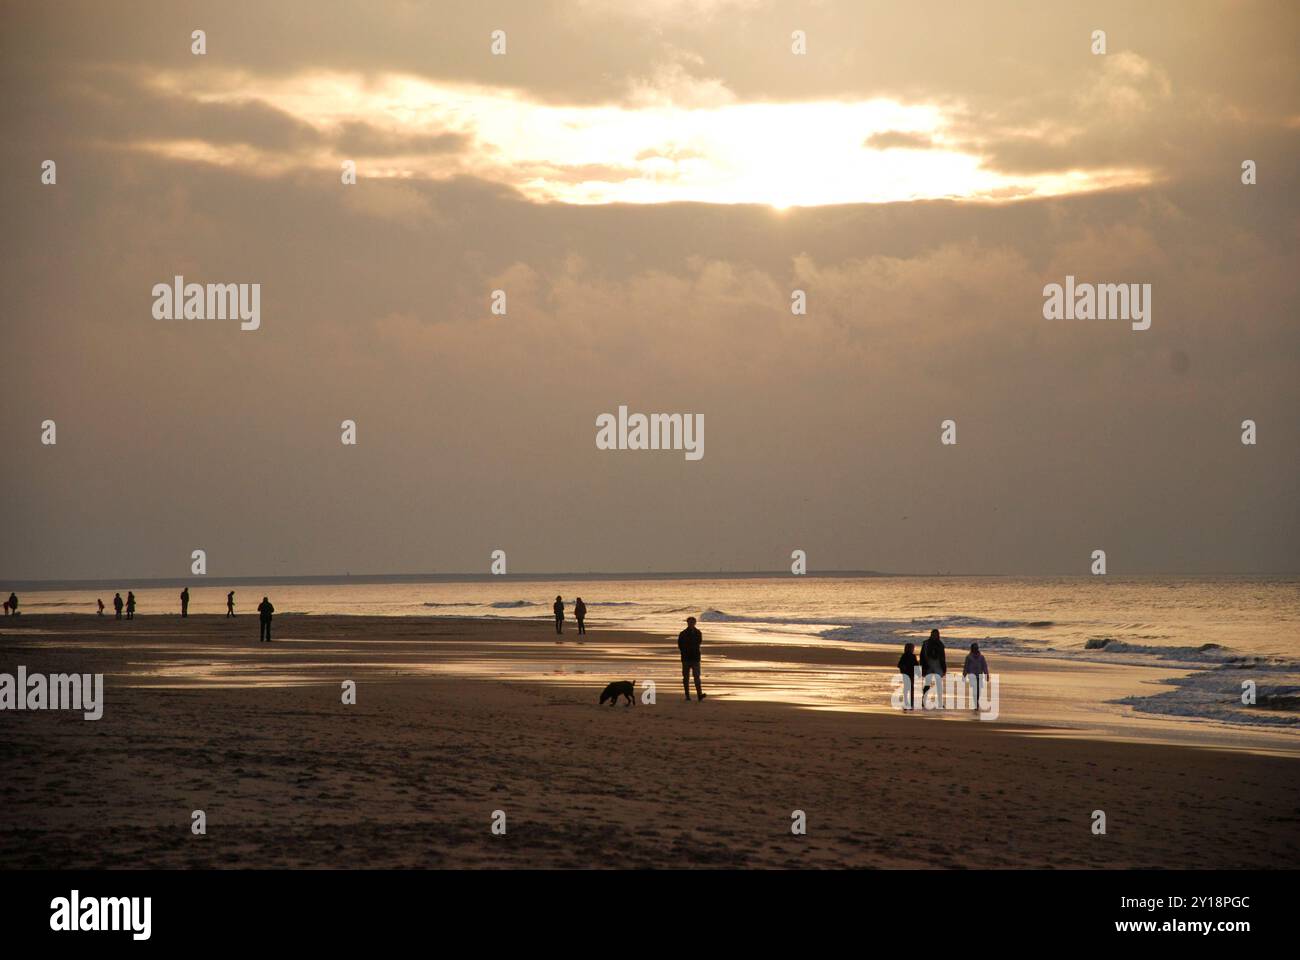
[2,1,1297,577]
[60,65,1152,205]
[331,122,470,157]
[864,130,936,150]
[1077,52,1173,118]
[626,56,738,109]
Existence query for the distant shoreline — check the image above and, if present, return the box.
[5,570,901,591]
[6,570,1297,591]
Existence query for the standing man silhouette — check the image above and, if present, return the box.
[678,616,706,702]
[180,587,190,618]
[113,593,123,619]
[226,590,235,617]
[553,595,564,635]
[574,597,587,635]
[257,596,274,642]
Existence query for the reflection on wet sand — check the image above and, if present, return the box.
[26,615,1282,757]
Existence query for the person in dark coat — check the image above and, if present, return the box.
[125,591,136,620]
[678,616,706,701]
[574,597,587,635]
[553,595,564,635]
[920,628,947,708]
[898,642,918,711]
[257,596,274,642]
[113,593,123,619]
[180,587,190,618]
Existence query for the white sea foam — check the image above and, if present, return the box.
[1114,664,1300,727]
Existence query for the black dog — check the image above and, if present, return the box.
[599,680,636,706]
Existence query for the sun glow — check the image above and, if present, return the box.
[140,70,1154,206]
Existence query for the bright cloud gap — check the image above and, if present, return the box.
[141,70,1153,207]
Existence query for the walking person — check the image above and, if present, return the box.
[257,596,274,642]
[113,592,123,619]
[180,587,190,618]
[678,616,706,701]
[574,597,587,635]
[920,628,946,709]
[553,595,564,635]
[226,590,235,617]
[898,642,919,711]
[962,642,990,711]
[125,591,136,620]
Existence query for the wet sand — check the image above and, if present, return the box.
[1,614,1298,868]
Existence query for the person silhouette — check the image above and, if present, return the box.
[553,595,564,635]
[6,592,17,617]
[113,593,123,619]
[180,587,190,618]
[678,616,706,701]
[97,598,105,616]
[226,590,235,617]
[898,641,919,711]
[574,597,587,635]
[125,591,136,620]
[920,628,946,708]
[257,596,274,642]
[962,642,990,710]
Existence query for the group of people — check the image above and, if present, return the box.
[94,591,137,619]
[171,588,238,618]
[552,595,588,635]
[176,589,274,638]
[170,589,274,639]
[897,628,990,710]
[86,588,271,636]
[551,597,705,702]
[10,584,983,713]
[554,599,706,701]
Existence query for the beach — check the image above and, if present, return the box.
[2,613,1297,870]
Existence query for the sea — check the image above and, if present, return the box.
[9,574,1299,747]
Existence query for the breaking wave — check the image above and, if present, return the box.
[1115,665,1300,727]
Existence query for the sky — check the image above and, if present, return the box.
[1,0,1297,579]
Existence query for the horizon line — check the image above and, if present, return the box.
[5,569,1298,591]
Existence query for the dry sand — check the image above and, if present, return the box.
[1,614,1297,869]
